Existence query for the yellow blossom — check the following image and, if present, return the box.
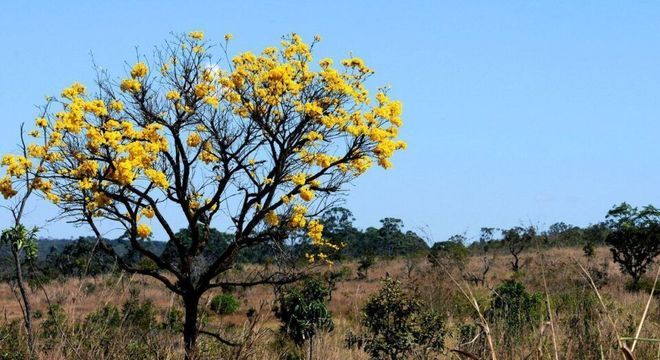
[141,206,155,219]
[131,62,149,79]
[187,132,202,147]
[61,82,86,99]
[120,78,141,93]
[290,173,306,186]
[299,186,315,201]
[136,223,151,238]
[145,169,169,189]
[189,31,204,40]
[35,117,48,127]
[265,210,279,226]
[0,176,17,199]
[109,100,124,112]
[289,204,307,228]
[166,90,181,101]
[307,219,324,244]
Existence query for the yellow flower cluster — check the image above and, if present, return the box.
[189,31,204,40]
[290,173,306,186]
[166,90,181,101]
[35,117,48,127]
[130,62,149,79]
[141,206,155,218]
[187,132,202,147]
[137,223,152,238]
[120,78,141,93]
[289,204,307,228]
[265,210,279,226]
[61,82,85,99]
[299,186,314,201]
[145,169,169,189]
[2,155,31,177]
[307,219,323,244]
[0,176,16,199]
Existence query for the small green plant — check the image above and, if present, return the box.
[0,320,27,360]
[358,277,445,359]
[42,303,67,349]
[121,289,157,330]
[357,256,375,279]
[163,308,184,332]
[486,279,543,349]
[275,278,334,359]
[86,304,121,328]
[582,242,595,258]
[209,293,240,315]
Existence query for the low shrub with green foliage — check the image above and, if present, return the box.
[356,277,445,359]
[0,321,27,360]
[121,289,157,330]
[210,293,240,315]
[486,279,543,349]
[275,277,334,357]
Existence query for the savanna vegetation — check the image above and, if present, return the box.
[0,31,659,360]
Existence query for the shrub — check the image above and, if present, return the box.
[582,242,595,258]
[209,293,240,315]
[0,321,27,360]
[275,277,334,356]
[163,308,184,332]
[86,304,121,328]
[357,256,375,279]
[358,278,445,359]
[486,279,543,348]
[121,290,157,330]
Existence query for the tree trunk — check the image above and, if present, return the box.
[183,293,201,360]
[11,247,34,357]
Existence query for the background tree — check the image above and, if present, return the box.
[428,234,469,270]
[43,237,115,278]
[501,226,535,272]
[604,202,660,289]
[0,31,405,357]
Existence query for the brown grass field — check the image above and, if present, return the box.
[1,246,658,359]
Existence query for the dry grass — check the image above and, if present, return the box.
[1,246,659,359]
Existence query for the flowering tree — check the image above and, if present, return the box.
[1,31,405,357]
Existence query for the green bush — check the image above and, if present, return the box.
[86,304,121,327]
[275,278,334,348]
[210,293,239,315]
[163,308,184,332]
[486,279,543,348]
[0,321,27,360]
[357,256,375,279]
[121,290,157,330]
[358,278,445,359]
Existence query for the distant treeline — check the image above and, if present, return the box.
[0,207,608,281]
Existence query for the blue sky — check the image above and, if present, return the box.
[1,1,660,242]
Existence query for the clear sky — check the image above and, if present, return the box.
[1,1,660,243]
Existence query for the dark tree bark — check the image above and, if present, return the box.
[183,292,201,360]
